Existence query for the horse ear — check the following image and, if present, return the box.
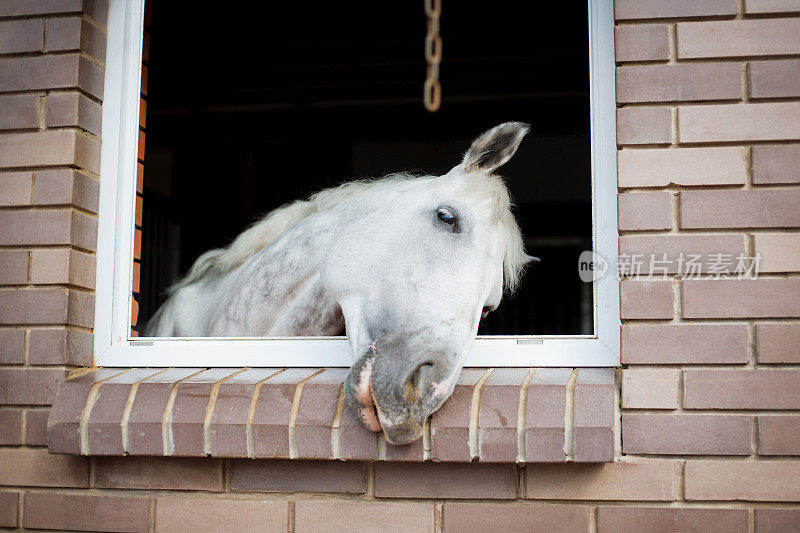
[462,122,531,174]
[526,254,541,264]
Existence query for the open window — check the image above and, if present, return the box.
[95,0,618,367]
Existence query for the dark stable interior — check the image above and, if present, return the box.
[140,2,592,335]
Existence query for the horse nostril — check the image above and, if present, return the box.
[409,360,436,391]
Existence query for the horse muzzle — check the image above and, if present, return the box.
[345,338,455,445]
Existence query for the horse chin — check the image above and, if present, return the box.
[381,422,424,446]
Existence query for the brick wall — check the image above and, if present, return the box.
[1,0,800,531]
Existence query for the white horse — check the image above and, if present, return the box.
[145,122,535,444]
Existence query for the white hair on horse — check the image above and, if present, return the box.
[171,171,527,294]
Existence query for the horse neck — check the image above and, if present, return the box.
[211,211,343,336]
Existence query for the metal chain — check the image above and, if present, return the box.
[424,0,442,112]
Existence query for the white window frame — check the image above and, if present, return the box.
[94,0,619,367]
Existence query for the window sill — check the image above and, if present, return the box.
[47,367,615,463]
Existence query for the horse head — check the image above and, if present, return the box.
[322,122,534,444]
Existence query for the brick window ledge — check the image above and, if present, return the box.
[46,367,616,463]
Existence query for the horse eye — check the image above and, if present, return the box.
[437,208,457,228]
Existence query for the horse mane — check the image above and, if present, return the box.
[170,172,527,294]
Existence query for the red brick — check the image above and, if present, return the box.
[682,189,800,230]
[622,323,749,364]
[746,0,800,13]
[445,503,589,533]
[0,328,24,363]
[526,460,678,501]
[85,0,108,25]
[0,250,28,284]
[30,248,95,289]
[28,328,69,365]
[750,60,800,99]
[132,260,140,291]
[0,492,18,528]
[0,94,39,130]
[95,456,223,490]
[619,147,746,188]
[614,0,737,19]
[67,289,94,328]
[618,191,672,232]
[296,501,435,533]
[0,367,67,405]
[46,17,106,62]
[33,169,100,212]
[24,408,49,445]
[28,327,92,365]
[0,19,43,54]
[477,368,528,462]
[430,368,485,462]
[621,280,673,320]
[0,130,100,172]
[623,414,750,455]
[0,209,97,250]
[597,507,747,533]
[758,323,800,363]
[337,401,378,460]
[525,368,570,462]
[0,447,87,487]
[683,279,800,319]
[0,1,82,17]
[46,91,102,136]
[251,368,319,458]
[685,460,800,501]
[230,459,366,493]
[684,369,800,409]
[758,416,800,456]
[0,54,103,99]
[752,144,800,185]
[209,367,282,457]
[617,63,741,103]
[619,234,746,275]
[24,493,149,533]
[294,368,347,459]
[138,128,144,160]
[678,19,800,59]
[136,161,144,192]
[622,369,679,409]
[127,368,204,455]
[755,509,800,533]
[135,194,143,226]
[615,24,669,62]
[130,297,138,326]
[169,368,241,457]
[679,103,800,143]
[0,409,22,445]
[573,368,614,463]
[141,64,148,96]
[0,172,32,205]
[616,107,671,145]
[755,233,800,273]
[142,31,149,60]
[375,462,517,499]
[155,498,287,533]
[384,433,425,462]
[47,368,127,454]
[85,368,168,454]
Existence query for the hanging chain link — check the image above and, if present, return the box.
[424,0,442,112]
